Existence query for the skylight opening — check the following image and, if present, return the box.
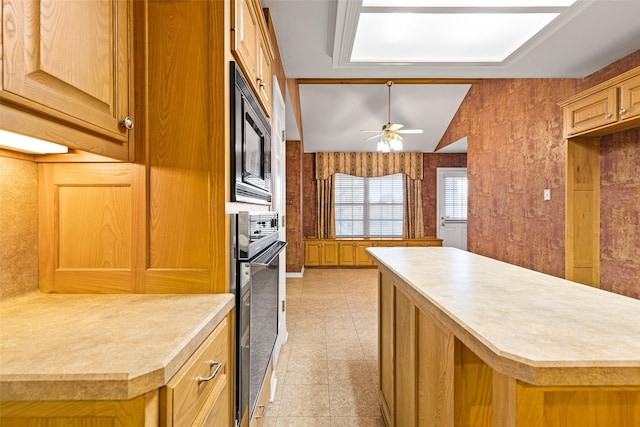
[362,0,577,7]
[352,13,559,63]
[350,0,577,64]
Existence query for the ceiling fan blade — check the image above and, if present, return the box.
[364,134,382,141]
[360,130,382,133]
[397,128,424,134]
[388,123,403,131]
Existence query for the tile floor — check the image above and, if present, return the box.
[263,268,384,427]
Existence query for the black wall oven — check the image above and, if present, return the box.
[230,62,272,205]
[231,211,286,425]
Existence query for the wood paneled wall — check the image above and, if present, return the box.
[438,50,640,297]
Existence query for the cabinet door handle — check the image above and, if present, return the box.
[620,107,627,115]
[119,116,134,130]
[256,404,266,419]
[197,360,223,384]
[605,113,613,119]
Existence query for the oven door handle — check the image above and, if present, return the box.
[250,241,287,271]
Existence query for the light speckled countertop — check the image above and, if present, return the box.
[367,247,640,386]
[0,292,234,401]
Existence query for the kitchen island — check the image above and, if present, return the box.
[367,247,640,427]
[0,292,234,425]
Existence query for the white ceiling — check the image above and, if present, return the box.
[263,0,640,153]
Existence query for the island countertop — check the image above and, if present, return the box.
[0,292,234,401]
[367,246,640,386]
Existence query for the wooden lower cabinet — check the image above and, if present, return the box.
[306,238,442,267]
[0,315,233,427]
[304,240,339,266]
[0,393,159,427]
[378,269,640,427]
[162,316,231,426]
[339,242,374,266]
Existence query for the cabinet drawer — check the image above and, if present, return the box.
[191,372,229,426]
[163,317,229,427]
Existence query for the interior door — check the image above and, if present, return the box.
[437,168,468,250]
[271,75,287,396]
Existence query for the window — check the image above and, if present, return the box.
[444,175,468,221]
[335,173,404,237]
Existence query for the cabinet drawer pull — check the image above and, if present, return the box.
[605,113,613,119]
[256,404,266,419]
[620,107,627,115]
[197,360,223,384]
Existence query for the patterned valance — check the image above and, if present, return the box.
[315,152,423,180]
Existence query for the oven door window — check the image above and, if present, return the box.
[249,254,279,418]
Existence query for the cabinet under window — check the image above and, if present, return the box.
[334,173,403,237]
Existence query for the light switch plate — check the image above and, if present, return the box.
[544,189,551,201]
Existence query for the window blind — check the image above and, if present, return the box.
[335,173,403,237]
[444,175,468,221]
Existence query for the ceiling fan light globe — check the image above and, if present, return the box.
[389,139,403,151]
[377,140,391,152]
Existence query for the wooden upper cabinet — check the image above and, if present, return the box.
[561,66,640,138]
[563,87,617,137]
[232,0,273,116]
[234,0,258,78]
[257,35,272,110]
[1,0,133,160]
[619,73,640,122]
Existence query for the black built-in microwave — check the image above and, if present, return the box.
[230,62,272,205]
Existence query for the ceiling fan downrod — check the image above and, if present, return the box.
[386,80,393,127]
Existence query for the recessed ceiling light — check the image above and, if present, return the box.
[352,12,561,63]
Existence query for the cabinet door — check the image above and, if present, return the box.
[339,243,356,266]
[355,243,374,266]
[395,287,416,427]
[563,87,617,136]
[305,242,321,267]
[619,74,640,121]
[38,163,136,293]
[256,36,272,116]
[321,242,339,266]
[233,0,258,79]
[1,0,130,144]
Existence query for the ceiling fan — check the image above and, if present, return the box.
[361,81,424,152]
